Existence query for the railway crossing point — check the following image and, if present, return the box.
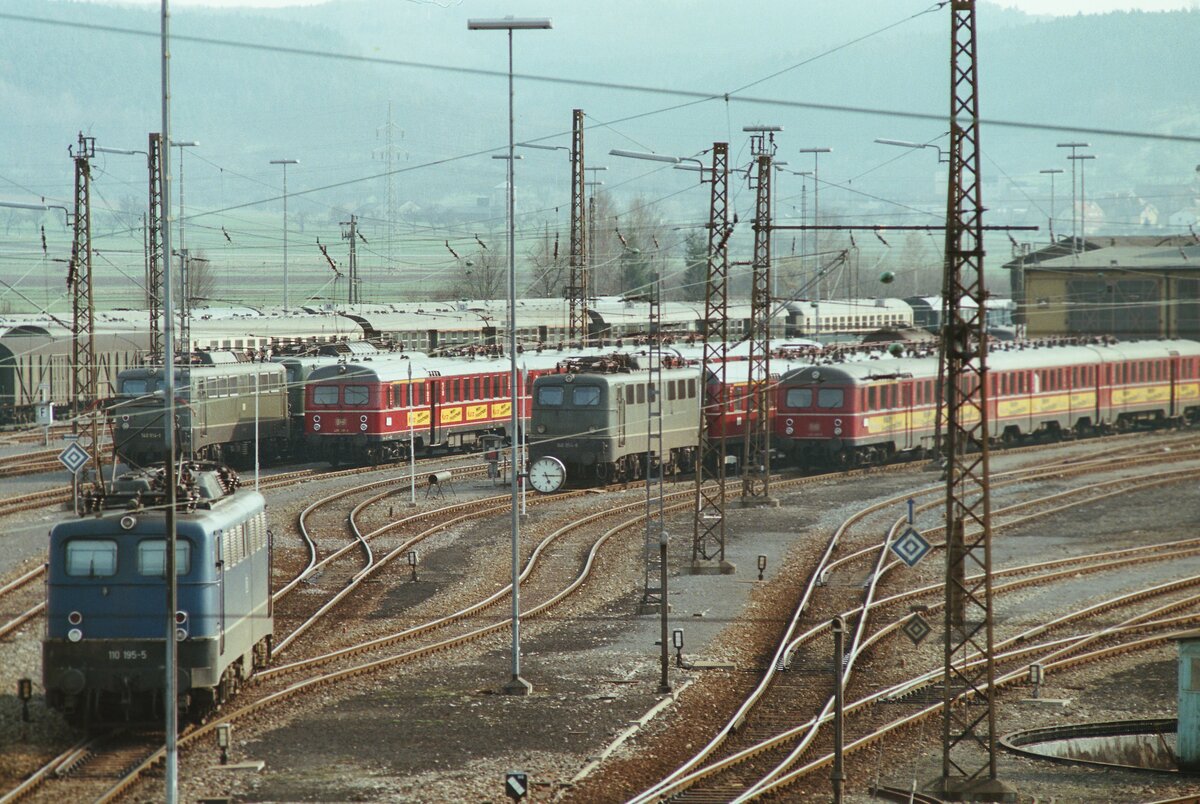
[505,771,528,799]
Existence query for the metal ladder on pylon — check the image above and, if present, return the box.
[641,275,667,611]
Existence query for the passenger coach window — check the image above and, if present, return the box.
[537,386,564,406]
[65,540,118,577]
[314,386,338,405]
[573,386,601,406]
[344,385,369,406]
[817,388,844,409]
[785,388,813,408]
[137,540,191,576]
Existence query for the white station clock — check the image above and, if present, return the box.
[528,456,567,493]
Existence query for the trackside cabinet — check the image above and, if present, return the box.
[1177,631,1200,770]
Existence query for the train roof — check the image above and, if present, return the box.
[306,346,635,384]
[781,339,1200,384]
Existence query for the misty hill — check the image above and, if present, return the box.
[1,0,1197,228]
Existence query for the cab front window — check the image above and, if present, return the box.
[65,539,118,577]
[817,388,845,409]
[785,388,813,409]
[572,386,601,406]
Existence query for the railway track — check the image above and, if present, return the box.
[623,456,1200,802]
[3,433,1200,802]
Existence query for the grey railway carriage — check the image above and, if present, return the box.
[111,353,289,467]
[43,463,272,724]
[529,357,703,485]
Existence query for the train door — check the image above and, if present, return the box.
[428,379,439,446]
[902,381,914,451]
[617,384,627,447]
[1169,351,1179,418]
[216,532,226,655]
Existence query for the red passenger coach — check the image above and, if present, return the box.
[304,351,611,465]
[775,339,1200,468]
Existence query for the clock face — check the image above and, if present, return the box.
[528,456,567,493]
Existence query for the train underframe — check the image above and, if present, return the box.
[566,445,698,486]
[784,405,1199,470]
[314,426,508,466]
[43,635,272,726]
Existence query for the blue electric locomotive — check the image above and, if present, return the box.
[43,463,273,724]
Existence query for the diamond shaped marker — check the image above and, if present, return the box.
[57,441,91,474]
[891,526,932,568]
[902,613,932,645]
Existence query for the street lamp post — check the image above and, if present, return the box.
[1069,154,1096,247]
[798,147,831,300]
[172,141,198,342]
[468,14,552,698]
[1057,142,1089,252]
[269,158,299,308]
[1039,168,1064,243]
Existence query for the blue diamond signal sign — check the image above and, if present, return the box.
[891,526,932,568]
[57,442,91,474]
[505,771,528,800]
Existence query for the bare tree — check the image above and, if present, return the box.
[183,249,218,303]
[526,223,566,298]
[445,240,505,300]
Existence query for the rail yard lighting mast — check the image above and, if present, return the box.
[797,147,832,300]
[1057,142,1089,251]
[159,1,180,801]
[1039,168,1064,243]
[874,137,950,163]
[173,141,198,349]
[468,14,552,697]
[269,158,299,309]
[1069,153,1096,247]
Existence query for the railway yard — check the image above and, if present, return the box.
[1,427,1199,803]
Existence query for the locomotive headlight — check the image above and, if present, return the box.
[360,424,368,431]
[67,628,83,643]
[175,610,188,626]
[176,627,188,642]
[68,611,83,626]
[834,427,843,436]
[312,415,321,424]
[536,424,546,433]
[360,415,368,423]
[313,424,321,431]
[120,515,137,530]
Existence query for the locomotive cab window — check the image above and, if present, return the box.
[572,386,601,406]
[65,539,118,577]
[537,386,564,406]
[817,388,844,409]
[137,540,191,577]
[313,386,338,405]
[785,387,813,408]
[344,385,369,406]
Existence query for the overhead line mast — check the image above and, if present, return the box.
[742,128,778,505]
[568,108,589,344]
[691,142,734,573]
[933,1,1015,800]
[147,133,165,362]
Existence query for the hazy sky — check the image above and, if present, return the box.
[95,0,1199,12]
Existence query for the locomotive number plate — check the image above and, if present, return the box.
[107,649,149,661]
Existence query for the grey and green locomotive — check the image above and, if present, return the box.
[528,357,702,485]
[42,463,273,724]
[111,353,289,468]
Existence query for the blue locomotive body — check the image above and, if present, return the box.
[42,465,272,724]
